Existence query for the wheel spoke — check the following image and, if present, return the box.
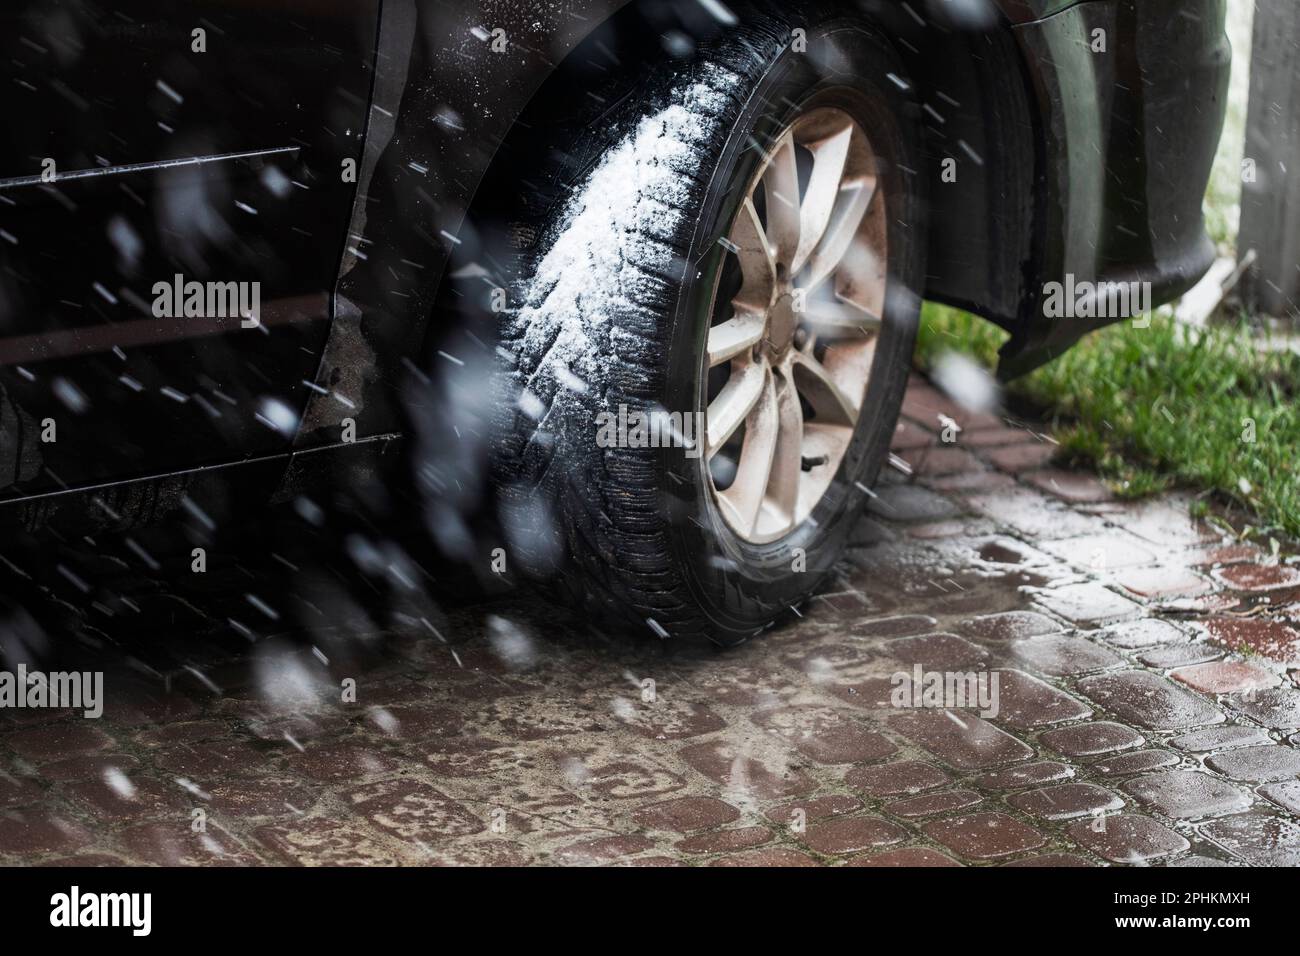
[791,124,852,274]
[799,293,882,339]
[703,107,886,544]
[789,350,860,426]
[800,177,877,293]
[762,131,800,270]
[730,197,776,311]
[706,359,767,457]
[722,369,779,535]
[765,371,804,534]
[707,311,766,367]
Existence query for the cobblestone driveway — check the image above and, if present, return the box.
[3,376,1300,866]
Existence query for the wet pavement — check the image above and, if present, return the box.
[3,375,1300,866]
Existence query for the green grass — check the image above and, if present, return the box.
[915,304,1300,539]
[912,0,1300,537]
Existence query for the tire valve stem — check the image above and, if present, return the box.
[801,454,828,472]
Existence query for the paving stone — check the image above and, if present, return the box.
[1120,501,1218,548]
[678,742,815,800]
[990,669,1092,730]
[962,425,1034,448]
[867,484,963,522]
[891,418,937,451]
[205,778,318,818]
[0,774,43,810]
[1009,635,1121,676]
[1078,671,1224,732]
[923,812,1046,860]
[884,790,983,818]
[968,536,1058,568]
[983,443,1058,473]
[1026,469,1113,504]
[1204,745,1300,783]
[65,774,188,824]
[1095,619,1188,649]
[1186,543,1267,567]
[122,822,258,866]
[1066,813,1190,863]
[957,610,1063,643]
[853,614,938,638]
[1032,584,1143,627]
[633,797,739,833]
[1042,533,1156,570]
[1198,617,1300,666]
[1008,783,1124,821]
[0,809,92,856]
[888,710,1033,770]
[844,761,950,797]
[1122,771,1251,820]
[1113,566,1213,601]
[908,518,996,540]
[553,835,657,864]
[289,743,397,782]
[964,486,1110,540]
[1167,855,1233,867]
[802,816,908,855]
[38,753,142,783]
[677,827,773,855]
[926,470,1018,493]
[1171,661,1280,695]
[899,444,984,477]
[5,724,114,762]
[751,706,897,765]
[1212,563,1300,592]
[1169,725,1273,752]
[1226,688,1300,730]
[767,795,861,826]
[1138,643,1225,669]
[847,847,962,866]
[708,847,818,867]
[1040,721,1145,758]
[902,382,1001,430]
[974,762,1075,790]
[1004,853,1093,867]
[1200,811,1300,866]
[347,780,485,842]
[1259,780,1300,815]
[1092,750,1180,776]
[885,633,989,669]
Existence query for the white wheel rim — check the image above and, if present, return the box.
[703,107,888,544]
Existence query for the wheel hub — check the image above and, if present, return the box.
[702,106,889,545]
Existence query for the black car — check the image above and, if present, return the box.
[0,0,1229,643]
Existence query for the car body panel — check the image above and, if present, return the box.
[0,0,379,499]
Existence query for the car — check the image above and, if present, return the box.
[0,0,1229,644]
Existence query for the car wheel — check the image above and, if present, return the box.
[493,9,926,644]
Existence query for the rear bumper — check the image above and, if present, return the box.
[998,0,1230,378]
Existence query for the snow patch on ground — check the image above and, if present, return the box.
[504,69,739,401]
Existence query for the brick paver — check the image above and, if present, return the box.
[2,373,1299,867]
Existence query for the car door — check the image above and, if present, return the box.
[0,0,380,500]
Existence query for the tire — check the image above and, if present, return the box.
[493,4,926,645]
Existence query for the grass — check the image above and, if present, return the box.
[916,304,1300,539]
[913,0,1300,538]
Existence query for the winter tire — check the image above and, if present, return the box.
[494,5,926,645]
